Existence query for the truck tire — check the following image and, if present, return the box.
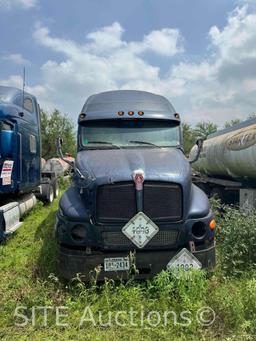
[53,180,59,198]
[41,183,54,204]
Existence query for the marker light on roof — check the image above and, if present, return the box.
[138,111,144,116]
[128,111,134,116]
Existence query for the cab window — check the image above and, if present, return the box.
[24,98,33,113]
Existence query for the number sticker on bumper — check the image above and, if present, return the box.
[167,248,202,271]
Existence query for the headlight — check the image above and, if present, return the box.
[191,222,206,240]
[71,224,87,242]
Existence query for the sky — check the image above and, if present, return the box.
[0,0,256,126]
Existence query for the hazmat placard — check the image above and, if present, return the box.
[1,160,14,185]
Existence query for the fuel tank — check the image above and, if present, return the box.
[190,119,256,180]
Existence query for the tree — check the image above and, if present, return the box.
[224,119,241,128]
[182,123,197,155]
[248,112,256,120]
[41,109,76,160]
[194,121,218,139]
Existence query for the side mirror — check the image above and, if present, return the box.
[55,137,86,179]
[189,137,204,164]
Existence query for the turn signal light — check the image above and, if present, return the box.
[209,219,216,230]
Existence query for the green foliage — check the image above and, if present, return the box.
[216,205,256,277]
[1,194,256,340]
[194,121,218,139]
[40,109,76,159]
[58,175,72,190]
[224,119,242,128]
[247,112,256,120]
[181,123,197,155]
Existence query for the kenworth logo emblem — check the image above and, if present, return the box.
[132,169,145,190]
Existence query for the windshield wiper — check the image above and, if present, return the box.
[128,140,161,148]
[86,141,121,149]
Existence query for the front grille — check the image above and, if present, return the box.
[102,230,178,248]
[96,183,136,222]
[144,182,182,221]
[96,181,182,223]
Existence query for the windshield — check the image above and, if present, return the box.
[0,89,13,103]
[80,120,181,149]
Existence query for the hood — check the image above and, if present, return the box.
[76,148,191,185]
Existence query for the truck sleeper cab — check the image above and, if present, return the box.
[0,86,41,194]
[56,90,216,281]
[0,86,58,240]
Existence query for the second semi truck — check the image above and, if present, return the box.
[0,86,58,241]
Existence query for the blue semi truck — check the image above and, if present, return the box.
[56,90,216,281]
[0,86,58,241]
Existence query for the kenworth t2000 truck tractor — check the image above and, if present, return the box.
[56,90,216,280]
[0,86,58,241]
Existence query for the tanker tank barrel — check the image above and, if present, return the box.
[190,118,256,182]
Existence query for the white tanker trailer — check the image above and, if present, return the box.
[42,156,74,177]
[190,118,256,207]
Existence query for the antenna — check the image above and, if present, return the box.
[22,67,25,109]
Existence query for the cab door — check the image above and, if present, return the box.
[0,119,18,193]
[16,95,41,192]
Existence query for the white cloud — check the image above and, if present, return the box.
[0,0,37,10]
[141,28,184,56]
[168,5,256,125]
[3,53,30,65]
[29,22,184,115]
[209,6,256,62]
[2,5,256,127]
[171,61,216,81]
[86,22,126,54]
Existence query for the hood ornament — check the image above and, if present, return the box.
[132,169,145,190]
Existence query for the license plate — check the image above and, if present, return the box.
[167,248,202,271]
[104,257,130,272]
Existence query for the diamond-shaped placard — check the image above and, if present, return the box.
[167,248,202,271]
[122,211,159,248]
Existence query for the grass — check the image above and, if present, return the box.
[0,197,256,340]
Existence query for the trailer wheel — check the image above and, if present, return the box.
[53,180,59,198]
[41,183,54,204]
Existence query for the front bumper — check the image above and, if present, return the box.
[57,242,216,281]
